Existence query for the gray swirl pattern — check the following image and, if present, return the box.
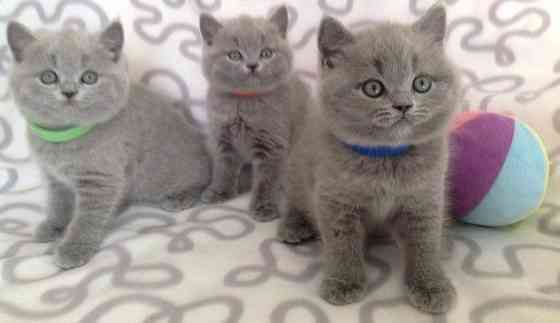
[0,0,559,322]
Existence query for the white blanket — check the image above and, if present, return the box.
[0,1,559,322]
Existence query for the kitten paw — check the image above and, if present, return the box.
[161,190,199,211]
[200,188,233,204]
[405,273,456,313]
[33,221,65,242]
[319,277,367,305]
[54,242,97,269]
[250,203,279,222]
[277,218,316,244]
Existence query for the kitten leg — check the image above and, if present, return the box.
[277,208,316,244]
[277,165,316,243]
[201,135,241,203]
[249,158,283,222]
[236,163,252,194]
[394,202,456,314]
[316,192,368,305]
[161,186,204,211]
[54,172,125,269]
[34,174,75,242]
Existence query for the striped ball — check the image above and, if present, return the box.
[449,112,549,226]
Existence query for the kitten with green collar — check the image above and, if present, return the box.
[277,6,459,313]
[7,21,210,269]
[199,6,311,221]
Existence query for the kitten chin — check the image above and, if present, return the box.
[327,121,430,148]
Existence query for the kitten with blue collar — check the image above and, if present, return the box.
[277,5,459,313]
[199,6,312,221]
[7,21,210,269]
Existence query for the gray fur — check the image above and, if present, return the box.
[277,5,459,313]
[199,6,311,221]
[268,5,289,38]
[7,22,36,63]
[7,21,210,269]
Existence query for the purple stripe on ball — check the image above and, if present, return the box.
[449,113,515,218]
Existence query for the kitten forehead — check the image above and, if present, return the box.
[348,23,445,80]
[220,16,278,47]
[48,33,88,58]
[29,31,88,64]
[361,25,415,63]
[27,30,113,71]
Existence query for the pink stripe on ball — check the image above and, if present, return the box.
[449,113,515,218]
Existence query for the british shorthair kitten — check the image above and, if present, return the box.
[199,6,311,221]
[7,21,210,269]
[277,6,459,313]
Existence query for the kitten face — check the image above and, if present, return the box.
[318,6,459,146]
[7,22,129,129]
[200,7,293,93]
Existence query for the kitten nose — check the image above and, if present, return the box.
[62,91,77,99]
[246,63,259,72]
[392,104,412,113]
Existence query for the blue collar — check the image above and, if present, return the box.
[344,143,412,158]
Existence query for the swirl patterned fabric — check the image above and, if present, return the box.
[0,1,559,322]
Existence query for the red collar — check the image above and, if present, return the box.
[230,91,260,97]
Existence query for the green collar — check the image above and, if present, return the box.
[28,123,93,143]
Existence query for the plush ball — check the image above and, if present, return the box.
[449,112,549,226]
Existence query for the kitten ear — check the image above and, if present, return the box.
[199,13,223,46]
[269,5,289,38]
[100,20,124,62]
[413,4,446,45]
[318,16,354,68]
[7,21,37,63]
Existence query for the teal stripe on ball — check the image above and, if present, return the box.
[462,120,548,226]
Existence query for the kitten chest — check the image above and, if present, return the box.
[29,133,128,184]
[211,96,289,159]
[31,141,89,182]
[228,114,254,157]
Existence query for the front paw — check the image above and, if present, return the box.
[277,217,316,244]
[200,188,233,204]
[161,190,199,211]
[249,201,279,222]
[319,276,367,305]
[34,221,65,242]
[405,272,456,313]
[54,242,98,269]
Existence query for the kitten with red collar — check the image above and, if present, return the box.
[199,6,312,221]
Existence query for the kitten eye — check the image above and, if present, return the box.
[81,71,98,85]
[413,76,432,93]
[227,50,243,61]
[260,48,274,59]
[361,79,385,98]
[40,70,58,85]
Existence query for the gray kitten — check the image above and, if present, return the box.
[199,6,311,221]
[277,6,459,313]
[7,21,210,269]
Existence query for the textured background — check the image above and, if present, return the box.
[0,0,559,322]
